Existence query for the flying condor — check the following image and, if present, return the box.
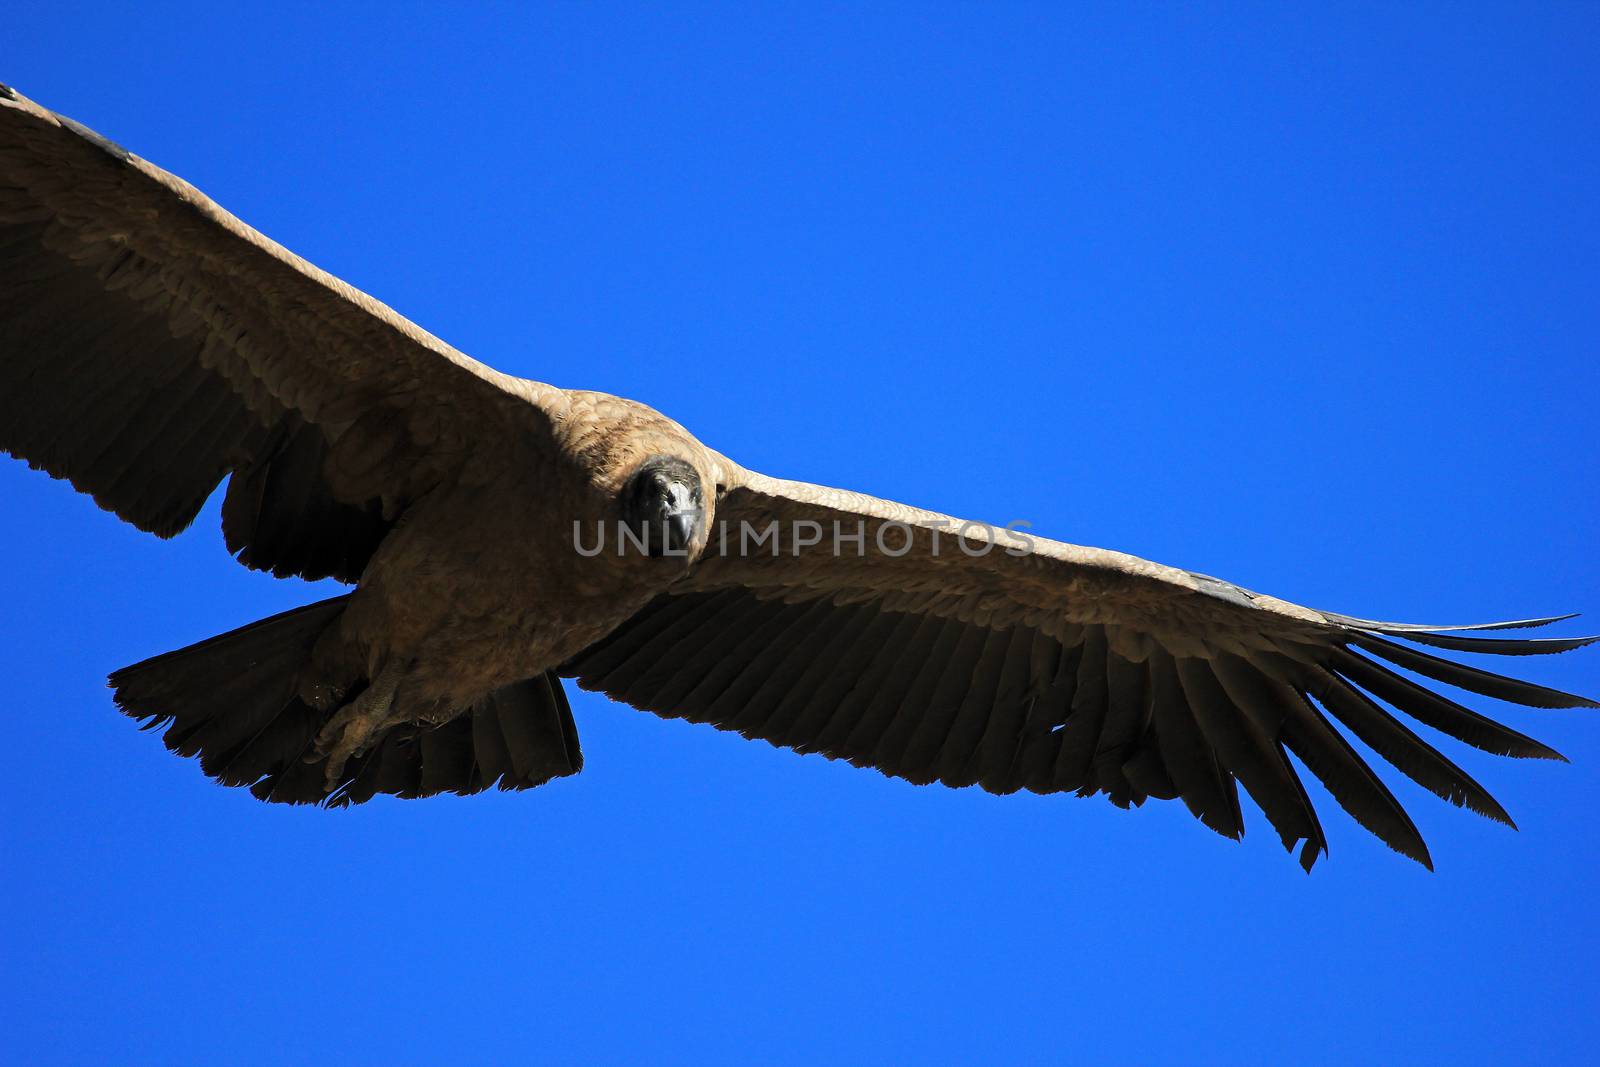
[1,84,1593,870]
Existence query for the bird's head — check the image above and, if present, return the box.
[620,455,707,559]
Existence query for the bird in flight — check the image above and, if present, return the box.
[1,85,1592,870]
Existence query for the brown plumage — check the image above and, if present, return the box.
[1,85,1593,867]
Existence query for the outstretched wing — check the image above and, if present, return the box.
[567,469,1597,869]
[0,85,554,581]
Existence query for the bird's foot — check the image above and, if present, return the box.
[308,667,402,790]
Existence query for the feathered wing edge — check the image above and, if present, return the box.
[565,590,1597,871]
[1,85,539,582]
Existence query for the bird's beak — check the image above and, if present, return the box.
[667,510,697,555]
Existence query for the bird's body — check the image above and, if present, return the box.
[331,390,707,714]
[1,82,1593,866]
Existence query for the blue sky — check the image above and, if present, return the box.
[3,4,1598,1063]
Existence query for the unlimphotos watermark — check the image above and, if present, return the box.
[573,517,1036,558]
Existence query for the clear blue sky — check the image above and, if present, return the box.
[3,4,1598,1063]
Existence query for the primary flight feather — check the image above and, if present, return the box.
[1,85,1592,869]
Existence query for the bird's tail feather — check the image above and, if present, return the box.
[109,595,582,804]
